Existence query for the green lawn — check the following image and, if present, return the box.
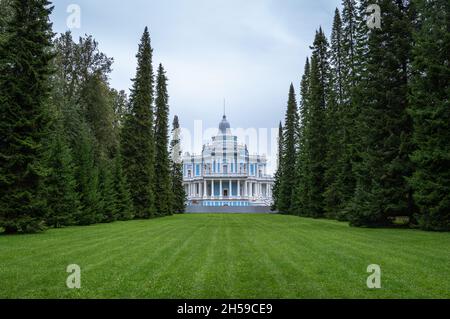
[0,214,449,299]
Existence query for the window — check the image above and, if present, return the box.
[195,164,200,176]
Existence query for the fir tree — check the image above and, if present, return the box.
[73,124,101,225]
[121,27,156,219]
[292,58,311,216]
[303,29,332,218]
[170,116,186,214]
[44,120,80,228]
[278,84,299,214]
[349,0,415,227]
[324,9,345,218]
[408,0,450,231]
[112,148,134,220]
[98,158,117,223]
[154,64,173,216]
[0,0,54,233]
[334,0,365,220]
[272,122,284,212]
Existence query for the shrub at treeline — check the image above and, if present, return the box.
[0,0,186,234]
[273,0,449,231]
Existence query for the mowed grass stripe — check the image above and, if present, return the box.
[0,214,449,299]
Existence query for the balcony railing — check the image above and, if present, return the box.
[185,173,273,180]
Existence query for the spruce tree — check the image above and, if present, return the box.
[292,58,311,216]
[44,120,80,228]
[302,29,332,218]
[324,10,346,218]
[408,0,450,231]
[98,158,117,223]
[271,122,284,212]
[154,64,173,216]
[349,0,415,227]
[170,116,186,214]
[112,149,134,220]
[278,84,299,214]
[73,124,101,225]
[0,0,54,233]
[334,0,366,220]
[121,27,156,219]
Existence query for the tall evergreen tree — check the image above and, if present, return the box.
[349,0,415,227]
[408,0,450,231]
[73,124,101,225]
[98,158,117,223]
[44,119,80,228]
[292,58,311,216]
[278,84,299,214]
[121,27,156,219]
[170,116,186,214]
[112,148,134,220]
[0,0,54,233]
[334,0,366,220]
[154,64,173,216]
[324,10,346,218]
[302,29,332,218]
[272,122,284,212]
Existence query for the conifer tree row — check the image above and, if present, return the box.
[275,0,449,231]
[1,3,184,234]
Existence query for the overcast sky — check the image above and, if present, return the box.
[50,0,341,173]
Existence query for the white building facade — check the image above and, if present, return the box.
[183,115,274,207]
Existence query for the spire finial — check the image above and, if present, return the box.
[223,98,226,118]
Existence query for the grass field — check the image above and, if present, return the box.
[0,214,449,299]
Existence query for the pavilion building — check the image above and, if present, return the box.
[183,115,274,207]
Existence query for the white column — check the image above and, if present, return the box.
[220,180,223,198]
[237,181,241,198]
[204,180,207,198]
[211,180,215,198]
[229,180,232,197]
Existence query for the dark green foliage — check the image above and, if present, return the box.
[349,0,415,227]
[73,125,101,225]
[154,64,173,216]
[98,158,117,223]
[111,89,129,131]
[303,29,332,218]
[324,9,346,218]
[44,120,80,228]
[170,116,186,214]
[408,0,450,231]
[333,0,365,221]
[121,27,156,219]
[80,74,117,158]
[292,59,311,216]
[271,122,284,212]
[0,0,54,233]
[0,0,13,42]
[113,149,134,220]
[278,84,299,214]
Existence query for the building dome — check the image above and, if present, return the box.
[219,115,231,134]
